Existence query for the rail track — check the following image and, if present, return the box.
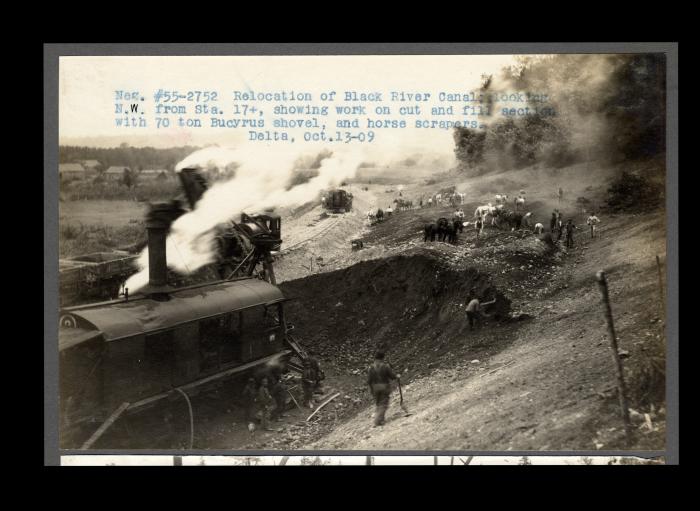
[279,215,344,254]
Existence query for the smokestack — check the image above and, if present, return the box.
[144,202,185,295]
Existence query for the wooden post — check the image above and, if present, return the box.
[656,255,665,324]
[596,271,633,444]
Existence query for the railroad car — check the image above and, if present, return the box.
[321,189,353,213]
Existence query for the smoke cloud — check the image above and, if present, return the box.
[125,143,365,292]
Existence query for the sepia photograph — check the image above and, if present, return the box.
[47,44,676,462]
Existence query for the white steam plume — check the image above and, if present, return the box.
[125,144,364,292]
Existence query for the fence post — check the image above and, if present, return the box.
[596,271,633,445]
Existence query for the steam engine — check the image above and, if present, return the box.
[58,201,306,449]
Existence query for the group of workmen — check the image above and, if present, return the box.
[550,209,601,248]
[241,355,324,432]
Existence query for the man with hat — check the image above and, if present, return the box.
[367,351,399,427]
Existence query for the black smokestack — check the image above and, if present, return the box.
[145,201,185,294]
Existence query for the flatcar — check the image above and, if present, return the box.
[58,203,305,448]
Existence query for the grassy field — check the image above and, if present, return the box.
[60,200,147,228]
[59,200,148,258]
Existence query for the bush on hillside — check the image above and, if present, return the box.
[605,171,663,212]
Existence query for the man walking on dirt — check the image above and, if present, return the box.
[586,212,600,239]
[367,351,399,427]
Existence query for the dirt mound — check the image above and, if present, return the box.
[280,253,511,375]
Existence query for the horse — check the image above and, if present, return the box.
[424,223,437,242]
[436,217,450,241]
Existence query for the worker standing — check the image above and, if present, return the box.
[475,214,483,240]
[565,219,577,248]
[257,376,275,431]
[269,377,287,422]
[550,211,557,234]
[586,212,600,238]
[367,351,399,427]
[556,211,564,242]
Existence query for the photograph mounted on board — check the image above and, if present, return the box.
[55,52,669,452]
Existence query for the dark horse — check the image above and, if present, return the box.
[424,223,437,242]
[436,217,450,241]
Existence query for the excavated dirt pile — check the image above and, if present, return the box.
[280,253,511,376]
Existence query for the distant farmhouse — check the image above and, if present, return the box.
[104,166,130,181]
[79,160,102,176]
[139,169,170,181]
[59,163,86,181]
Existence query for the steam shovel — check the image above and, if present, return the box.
[397,380,413,417]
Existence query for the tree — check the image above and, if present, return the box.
[122,167,139,190]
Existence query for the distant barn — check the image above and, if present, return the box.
[79,160,102,176]
[104,166,130,181]
[59,163,86,181]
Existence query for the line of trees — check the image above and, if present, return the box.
[59,144,200,172]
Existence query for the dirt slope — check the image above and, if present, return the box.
[304,211,666,450]
[97,159,667,451]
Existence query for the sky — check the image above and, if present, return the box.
[58,55,518,153]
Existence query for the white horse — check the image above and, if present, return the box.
[495,194,509,204]
[474,204,494,218]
